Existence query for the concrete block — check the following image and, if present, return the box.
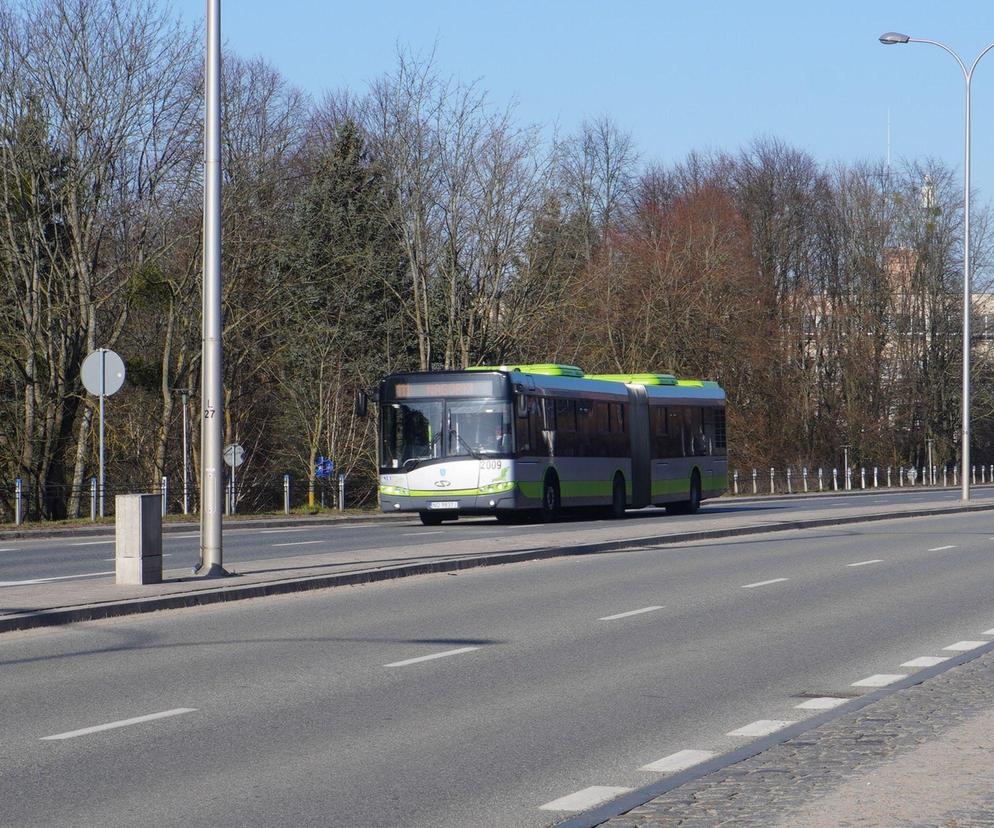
[115,494,163,585]
[116,555,163,585]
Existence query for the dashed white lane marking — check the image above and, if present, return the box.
[795,697,848,710]
[741,578,789,589]
[42,708,197,740]
[272,540,325,547]
[640,749,716,772]
[259,528,307,534]
[539,786,633,812]
[928,545,956,552]
[983,629,994,636]
[401,531,444,536]
[901,656,949,668]
[852,674,907,687]
[943,640,988,652]
[384,646,480,668]
[847,559,883,567]
[727,720,794,737]
[0,571,112,587]
[0,548,16,552]
[70,540,113,546]
[599,605,664,621]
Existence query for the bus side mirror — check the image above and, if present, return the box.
[515,391,527,418]
[355,390,369,418]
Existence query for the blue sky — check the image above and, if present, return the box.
[169,0,994,199]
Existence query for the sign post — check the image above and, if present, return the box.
[81,348,126,517]
[223,443,245,514]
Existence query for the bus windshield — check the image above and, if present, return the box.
[381,400,512,466]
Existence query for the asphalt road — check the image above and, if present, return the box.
[2,506,994,826]
[1,485,992,585]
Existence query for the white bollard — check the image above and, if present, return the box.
[943,467,948,487]
[833,468,838,491]
[818,467,824,492]
[733,470,739,495]
[161,476,168,517]
[284,473,291,514]
[91,476,97,520]
[803,467,809,493]
[954,465,958,486]
[770,467,775,494]
[860,467,866,489]
[752,468,758,494]
[873,467,878,488]
[14,478,23,525]
[887,466,892,487]
[973,465,977,485]
[338,473,346,511]
[846,466,852,491]
[786,468,793,494]
[900,467,904,487]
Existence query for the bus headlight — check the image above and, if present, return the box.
[379,484,410,496]
[480,480,515,494]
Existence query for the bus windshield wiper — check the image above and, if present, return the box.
[450,429,482,459]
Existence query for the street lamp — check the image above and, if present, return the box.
[880,32,994,501]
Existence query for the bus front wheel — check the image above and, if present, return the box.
[541,477,560,522]
[419,511,446,526]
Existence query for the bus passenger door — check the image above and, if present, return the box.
[626,384,651,508]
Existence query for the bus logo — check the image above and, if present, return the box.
[435,480,451,488]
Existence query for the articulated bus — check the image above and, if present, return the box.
[373,364,726,525]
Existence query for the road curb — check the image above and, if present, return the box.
[2,501,993,635]
[553,638,994,828]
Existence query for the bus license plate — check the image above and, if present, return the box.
[429,501,458,510]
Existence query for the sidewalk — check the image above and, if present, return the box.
[571,641,994,828]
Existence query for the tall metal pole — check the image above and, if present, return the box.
[99,348,106,517]
[880,34,994,502]
[199,0,227,576]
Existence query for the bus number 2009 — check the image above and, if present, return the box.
[481,460,502,470]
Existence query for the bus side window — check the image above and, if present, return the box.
[669,407,685,457]
[516,396,533,456]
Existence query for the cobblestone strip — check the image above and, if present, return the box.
[588,650,994,828]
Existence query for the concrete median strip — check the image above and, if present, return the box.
[3,498,994,634]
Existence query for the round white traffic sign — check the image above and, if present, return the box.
[223,444,245,467]
[81,349,126,396]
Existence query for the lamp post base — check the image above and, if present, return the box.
[193,562,232,578]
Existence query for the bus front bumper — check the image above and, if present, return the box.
[379,492,520,515]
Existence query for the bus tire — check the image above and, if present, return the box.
[667,471,702,515]
[419,511,445,526]
[610,473,626,519]
[541,475,560,522]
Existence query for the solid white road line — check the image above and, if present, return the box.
[640,749,716,772]
[272,540,325,547]
[727,720,794,737]
[401,531,444,536]
[794,697,848,710]
[171,533,200,539]
[0,548,16,552]
[539,786,633,812]
[0,571,113,587]
[42,708,196,740]
[259,528,307,534]
[901,656,949,668]
[70,540,114,546]
[741,578,789,589]
[852,674,906,687]
[599,605,664,621]
[943,640,988,652]
[384,646,480,668]
[847,559,883,567]
[928,545,956,552]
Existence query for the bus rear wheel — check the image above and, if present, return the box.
[667,471,701,515]
[610,473,626,519]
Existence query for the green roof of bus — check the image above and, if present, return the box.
[470,364,720,388]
